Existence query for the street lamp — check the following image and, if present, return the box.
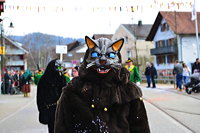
[0,17,14,94]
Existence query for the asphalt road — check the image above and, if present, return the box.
[142,84,200,133]
[0,85,47,133]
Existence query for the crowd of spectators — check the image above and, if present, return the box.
[1,70,24,94]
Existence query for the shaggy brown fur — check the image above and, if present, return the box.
[54,37,150,133]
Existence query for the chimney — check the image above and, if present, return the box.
[138,20,142,26]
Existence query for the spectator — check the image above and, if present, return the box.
[182,63,191,84]
[21,69,32,97]
[3,70,12,94]
[19,70,24,92]
[173,60,183,91]
[71,66,79,78]
[125,58,141,84]
[150,63,157,88]
[9,70,16,94]
[192,58,200,74]
[144,62,151,88]
[13,70,21,93]
[63,69,70,83]
[34,69,43,85]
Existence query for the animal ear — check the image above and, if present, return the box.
[112,38,124,51]
[85,36,96,49]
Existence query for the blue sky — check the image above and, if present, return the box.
[1,0,199,38]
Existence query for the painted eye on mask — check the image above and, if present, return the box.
[91,51,99,58]
[57,66,62,70]
[106,52,116,58]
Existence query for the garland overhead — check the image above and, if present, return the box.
[3,0,194,14]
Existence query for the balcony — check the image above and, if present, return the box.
[6,60,25,66]
[150,46,177,55]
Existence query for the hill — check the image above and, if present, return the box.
[8,32,84,50]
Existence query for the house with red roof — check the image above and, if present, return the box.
[146,11,200,77]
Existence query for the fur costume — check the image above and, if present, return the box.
[54,37,150,133]
[37,59,66,133]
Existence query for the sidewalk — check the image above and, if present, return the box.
[140,83,175,90]
[0,85,37,121]
[140,82,200,99]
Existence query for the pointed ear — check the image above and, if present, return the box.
[112,38,124,51]
[85,36,96,49]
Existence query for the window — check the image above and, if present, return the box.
[162,40,166,46]
[166,40,170,46]
[125,36,128,44]
[169,38,176,46]
[127,50,132,58]
[156,40,164,48]
[155,41,159,48]
[156,55,165,64]
[167,54,177,64]
[156,39,175,47]
[161,23,169,32]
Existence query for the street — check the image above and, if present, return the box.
[0,85,47,133]
[0,84,200,133]
[142,84,200,133]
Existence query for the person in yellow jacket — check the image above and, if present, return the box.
[125,58,141,84]
[34,69,43,85]
[63,69,70,83]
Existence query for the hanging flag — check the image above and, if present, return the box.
[180,2,184,6]
[189,2,193,7]
[171,1,175,7]
[131,6,134,12]
[191,4,196,21]
[114,6,116,11]
[176,3,180,9]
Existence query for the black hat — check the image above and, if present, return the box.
[126,58,133,63]
[74,66,79,71]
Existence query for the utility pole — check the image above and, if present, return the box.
[194,0,199,58]
[0,0,5,94]
[134,22,139,70]
[134,39,139,69]
[0,17,14,94]
[192,0,200,58]
[0,22,4,93]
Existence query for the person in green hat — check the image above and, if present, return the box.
[21,69,32,97]
[34,69,43,85]
[63,69,70,83]
[125,58,141,84]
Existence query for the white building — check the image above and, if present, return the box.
[146,11,200,76]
